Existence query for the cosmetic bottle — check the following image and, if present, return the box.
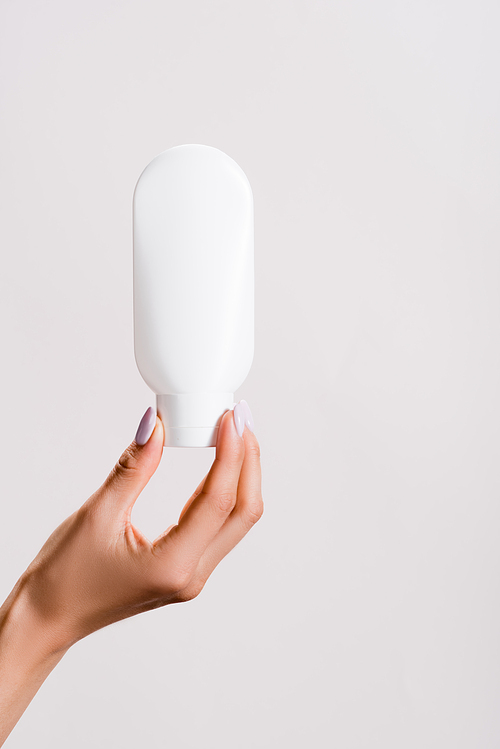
[133,144,254,447]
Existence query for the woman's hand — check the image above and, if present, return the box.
[0,400,262,746]
[22,400,263,652]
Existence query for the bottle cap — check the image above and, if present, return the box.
[156,393,235,448]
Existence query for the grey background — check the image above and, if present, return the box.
[1,1,500,747]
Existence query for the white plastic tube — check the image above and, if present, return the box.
[133,144,254,447]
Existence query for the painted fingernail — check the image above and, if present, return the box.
[240,399,254,433]
[233,401,245,438]
[135,406,157,445]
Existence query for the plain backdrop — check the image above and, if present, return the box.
[1,1,500,747]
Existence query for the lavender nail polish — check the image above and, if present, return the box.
[135,406,157,445]
[240,400,254,433]
[233,401,245,438]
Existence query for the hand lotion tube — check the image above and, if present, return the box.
[133,144,254,447]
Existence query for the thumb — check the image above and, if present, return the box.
[100,407,164,512]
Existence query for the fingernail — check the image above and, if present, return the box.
[135,406,157,445]
[240,400,254,432]
[233,401,245,438]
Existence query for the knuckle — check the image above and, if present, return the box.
[246,439,261,460]
[111,447,140,480]
[214,491,237,514]
[170,566,193,593]
[175,578,205,603]
[244,494,264,525]
[118,446,140,472]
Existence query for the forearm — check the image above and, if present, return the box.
[0,575,70,746]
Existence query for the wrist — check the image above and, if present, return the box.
[0,572,72,665]
[0,574,70,746]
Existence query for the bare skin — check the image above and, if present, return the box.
[0,406,263,745]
